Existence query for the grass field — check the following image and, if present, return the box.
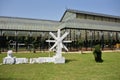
[0,52,120,80]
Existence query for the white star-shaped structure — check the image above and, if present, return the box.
[46,29,71,58]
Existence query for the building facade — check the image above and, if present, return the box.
[0,9,120,52]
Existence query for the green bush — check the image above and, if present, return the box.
[93,44,103,62]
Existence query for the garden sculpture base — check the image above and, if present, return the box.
[30,56,65,64]
[3,57,15,64]
[3,50,28,64]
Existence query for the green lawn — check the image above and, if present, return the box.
[0,52,120,80]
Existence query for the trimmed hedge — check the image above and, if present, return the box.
[93,45,103,62]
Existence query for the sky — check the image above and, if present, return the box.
[0,0,120,21]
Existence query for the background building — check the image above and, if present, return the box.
[0,9,120,52]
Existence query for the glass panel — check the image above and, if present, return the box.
[116,19,120,23]
[95,16,102,21]
[109,18,115,22]
[103,31,108,40]
[102,17,109,21]
[5,31,15,36]
[17,31,28,36]
[80,30,86,40]
[118,32,120,39]
[76,14,85,19]
[86,15,94,20]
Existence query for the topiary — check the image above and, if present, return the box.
[93,44,103,62]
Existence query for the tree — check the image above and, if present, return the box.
[76,39,83,53]
[32,37,39,53]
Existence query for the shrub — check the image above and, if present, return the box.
[93,44,103,62]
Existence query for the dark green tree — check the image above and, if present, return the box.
[77,39,83,53]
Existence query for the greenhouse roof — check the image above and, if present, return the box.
[0,16,61,31]
[62,19,120,31]
[66,9,120,19]
[0,8,120,32]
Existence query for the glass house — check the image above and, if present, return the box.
[0,9,120,52]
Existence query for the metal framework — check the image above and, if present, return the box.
[0,9,120,52]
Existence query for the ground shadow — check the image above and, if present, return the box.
[65,59,77,63]
[95,60,104,63]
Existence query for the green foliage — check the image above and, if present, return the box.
[78,40,84,47]
[0,52,120,80]
[93,45,101,54]
[93,45,103,62]
[75,40,83,47]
